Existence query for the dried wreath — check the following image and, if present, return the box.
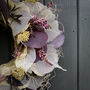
[0,0,66,90]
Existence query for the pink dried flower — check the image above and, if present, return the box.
[32,16,50,29]
[38,49,53,66]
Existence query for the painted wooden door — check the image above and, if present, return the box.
[0,0,90,90]
[49,0,77,90]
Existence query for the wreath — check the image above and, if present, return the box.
[0,0,66,90]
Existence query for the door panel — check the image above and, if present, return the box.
[1,0,90,90]
[49,0,77,90]
[79,0,90,90]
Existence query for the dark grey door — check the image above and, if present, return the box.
[49,0,77,90]
[79,0,90,90]
[0,0,90,90]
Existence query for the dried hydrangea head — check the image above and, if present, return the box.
[12,68,24,81]
[16,31,30,43]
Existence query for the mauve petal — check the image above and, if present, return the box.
[23,31,48,48]
[48,32,65,48]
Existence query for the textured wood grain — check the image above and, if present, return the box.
[79,0,90,90]
[49,0,77,90]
